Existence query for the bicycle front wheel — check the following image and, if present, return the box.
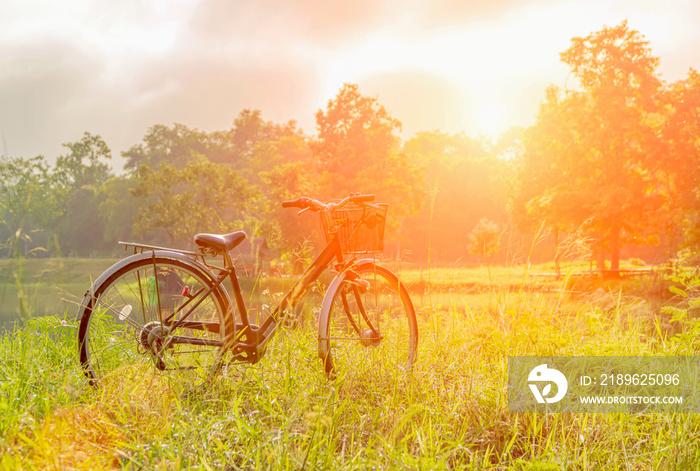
[77,253,234,390]
[318,261,418,376]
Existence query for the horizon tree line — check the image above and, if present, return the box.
[1,22,699,269]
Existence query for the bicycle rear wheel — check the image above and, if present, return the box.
[318,261,418,376]
[77,253,234,390]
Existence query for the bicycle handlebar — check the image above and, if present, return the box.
[281,197,308,209]
[281,194,375,212]
[351,194,375,204]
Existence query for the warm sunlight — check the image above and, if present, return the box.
[476,105,506,136]
[6,2,700,468]
[322,1,592,137]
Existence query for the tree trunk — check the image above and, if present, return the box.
[610,220,621,271]
[595,249,605,270]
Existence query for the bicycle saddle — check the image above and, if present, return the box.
[194,231,246,252]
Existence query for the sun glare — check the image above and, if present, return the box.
[476,105,505,136]
[319,1,599,137]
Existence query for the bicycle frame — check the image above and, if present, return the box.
[219,233,349,363]
[115,200,371,365]
[78,191,416,389]
[114,235,345,364]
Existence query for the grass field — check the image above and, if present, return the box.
[0,257,698,469]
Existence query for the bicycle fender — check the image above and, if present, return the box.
[76,250,230,320]
[317,259,391,360]
[318,271,347,361]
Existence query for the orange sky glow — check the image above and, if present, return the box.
[1,0,699,167]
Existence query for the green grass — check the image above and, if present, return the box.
[0,261,698,469]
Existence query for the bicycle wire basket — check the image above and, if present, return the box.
[320,203,388,254]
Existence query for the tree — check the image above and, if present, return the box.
[664,71,700,256]
[402,131,508,261]
[467,217,502,283]
[58,186,106,255]
[311,84,423,230]
[97,176,138,246]
[123,123,212,172]
[131,159,256,247]
[230,109,294,159]
[51,133,114,254]
[512,22,669,270]
[467,217,501,262]
[313,84,401,176]
[55,132,112,189]
[228,111,315,252]
[0,156,60,256]
[124,114,316,254]
[260,160,319,249]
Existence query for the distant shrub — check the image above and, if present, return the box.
[677,248,700,267]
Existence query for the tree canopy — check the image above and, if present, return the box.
[510,22,694,269]
[312,83,423,226]
[131,159,254,247]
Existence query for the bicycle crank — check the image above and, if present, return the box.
[359,328,382,347]
[140,321,171,370]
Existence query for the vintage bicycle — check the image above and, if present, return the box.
[77,194,418,389]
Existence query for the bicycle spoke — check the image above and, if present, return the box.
[79,256,233,390]
[322,263,417,376]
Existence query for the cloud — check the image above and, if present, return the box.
[414,0,561,29]
[0,30,322,165]
[190,0,390,45]
[0,42,104,159]
[121,53,320,136]
[357,71,469,136]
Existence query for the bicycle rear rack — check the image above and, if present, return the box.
[119,241,200,256]
[118,241,231,276]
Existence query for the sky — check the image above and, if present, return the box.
[1,0,699,170]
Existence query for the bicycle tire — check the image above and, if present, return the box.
[318,260,418,376]
[77,252,235,389]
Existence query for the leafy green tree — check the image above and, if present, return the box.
[97,176,138,246]
[123,123,212,172]
[664,71,700,256]
[0,156,60,256]
[58,186,106,255]
[230,109,292,159]
[226,111,315,252]
[313,84,401,176]
[468,217,502,283]
[132,159,256,247]
[468,218,501,259]
[55,132,113,189]
[52,133,114,254]
[260,160,320,249]
[512,22,669,270]
[123,114,304,175]
[123,115,315,254]
[311,83,423,227]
